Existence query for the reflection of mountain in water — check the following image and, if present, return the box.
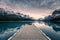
[42,21,60,32]
[0,22,32,32]
[0,22,33,40]
[38,21,60,40]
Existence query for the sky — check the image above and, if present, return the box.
[0,0,60,19]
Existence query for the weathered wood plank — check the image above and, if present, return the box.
[8,25,50,40]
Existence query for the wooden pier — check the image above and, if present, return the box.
[8,25,51,40]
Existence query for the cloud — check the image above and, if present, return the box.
[1,0,60,18]
[0,0,60,10]
[40,0,60,9]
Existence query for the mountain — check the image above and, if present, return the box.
[44,9,60,22]
[0,8,34,21]
[51,9,60,22]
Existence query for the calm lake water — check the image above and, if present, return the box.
[0,21,60,40]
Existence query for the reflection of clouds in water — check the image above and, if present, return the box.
[34,22,60,35]
[34,21,60,40]
[43,21,60,32]
[33,22,52,29]
[0,27,19,38]
[0,22,33,40]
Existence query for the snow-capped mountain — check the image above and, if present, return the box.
[44,9,60,22]
[0,8,34,21]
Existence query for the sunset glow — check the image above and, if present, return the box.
[0,0,60,19]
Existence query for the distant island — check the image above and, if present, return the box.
[0,8,35,21]
[44,9,60,22]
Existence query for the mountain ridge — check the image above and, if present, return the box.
[0,8,34,21]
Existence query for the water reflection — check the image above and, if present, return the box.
[36,21,60,40]
[0,22,33,40]
[0,21,60,40]
[43,21,60,32]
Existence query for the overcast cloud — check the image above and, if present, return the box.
[0,0,60,10]
[0,0,60,18]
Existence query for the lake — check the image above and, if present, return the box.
[0,21,60,40]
